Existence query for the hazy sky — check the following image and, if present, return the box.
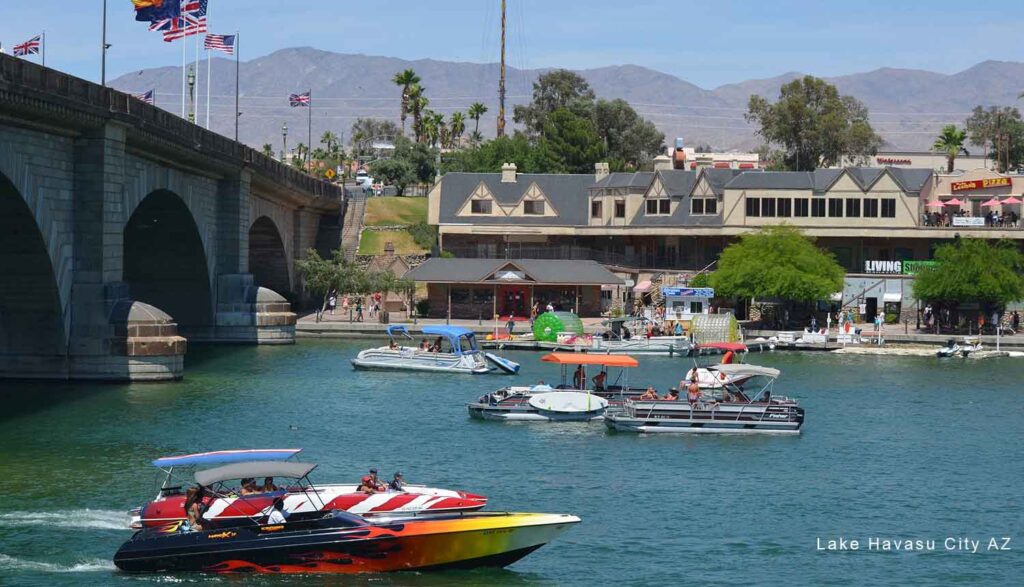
[2,0,1023,87]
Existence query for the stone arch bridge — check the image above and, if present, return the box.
[0,55,345,381]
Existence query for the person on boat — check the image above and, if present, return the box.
[573,365,586,389]
[369,468,387,491]
[420,338,430,350]
[592,369,607,392]
[358,476,379,494]
[389,472,405,492]
[621,325,632,340]
[262,477,279,492]
[239,478,259,496]
[663,388,680,401]
[530,380,553,391]
[686,377,701,405]
[674,322,683,336]
[184,486,206,531]
[431,336,444,352]
[266,496,288,525]
[639,386,659,400]
[389,339,399,350]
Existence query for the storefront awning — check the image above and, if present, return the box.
[829,292,843,302]
[633,280,652,293]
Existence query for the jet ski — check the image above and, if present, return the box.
[936,339,960,358]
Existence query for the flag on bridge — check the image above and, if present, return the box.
[133,89,156,105]
[157,0,208,42]
[13,35,41,56]
[204,33,235,55]
[289,92,311,107]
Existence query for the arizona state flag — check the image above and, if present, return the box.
[132,0,179,22]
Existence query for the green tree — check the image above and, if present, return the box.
[965,106,1024,172]
[593,98,665,170]
[371,158,417,195]
[932,125,969,173]
[513,69,595,137]
[746,76,883,171]
[468,102,488,137]
[390,136,438,184]
[537,108,607,173]
[913,238,1024,307]
[350,118,400,157]
[261,143,274,157]
[408,84,429,143]
[442,133,546,173]
[709,225,844,303]
[392,68,421,137]
[448,111,466,149]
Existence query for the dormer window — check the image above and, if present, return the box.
[646,198,670,215]
[524,200,545,215]
[470,199,492,214]
[691,198,718,215]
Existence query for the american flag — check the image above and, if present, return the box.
[204,34,235,55]
[154,0,208,42]
[13,35,41,56]
[133,89,156,105]
[289,92,311,107]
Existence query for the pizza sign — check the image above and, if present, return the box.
[950,177,1011,191]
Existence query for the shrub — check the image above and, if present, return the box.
[415,299,430,317]
[884,313,899,324]
[408,221,437,250]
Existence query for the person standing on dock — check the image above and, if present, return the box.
[506,315,515,337]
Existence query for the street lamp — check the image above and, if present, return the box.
[281,122,289,162]
[186,66,196,123]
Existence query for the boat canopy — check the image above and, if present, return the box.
[697,342,747,352]
[386,325,410,336]
[152,449,302,468]
[195,461,317,487]
[422,325,479,354]
[709,364,780,379]
[541,353,639,368]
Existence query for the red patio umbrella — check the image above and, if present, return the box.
[945,198,965,206]
[925,199,946,207]
[1002,196,1023,204]
[981,197,1002,207]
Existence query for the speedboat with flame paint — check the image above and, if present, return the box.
[128,449,486,529]
[114,461,579,574]
[351,325,497,374]
[468,353,642,421]
[605,363,804,434]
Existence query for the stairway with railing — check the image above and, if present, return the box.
[340,192,367,261]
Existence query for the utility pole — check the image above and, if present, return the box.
[497,0,507,138]
[101,0,109,86]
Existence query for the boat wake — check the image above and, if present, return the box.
[0,509,127,530]
[0,553,115,573]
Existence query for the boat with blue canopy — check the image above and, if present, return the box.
[351,325,499,374]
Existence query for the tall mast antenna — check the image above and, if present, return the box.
[497,0,507,137]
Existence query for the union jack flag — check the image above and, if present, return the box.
[153,0,208,42]
[289,92,311,107]
[133,89,156,105]
[204,34,235,55]
[13,35,41,56]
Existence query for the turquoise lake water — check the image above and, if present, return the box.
[0,341,1021,586]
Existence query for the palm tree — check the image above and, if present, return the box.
[429,112,446,148]
[409,84,429,143]
[261,143,274,157]
[449,111,466,149]
[468,102,488,136]
[392,69,421,137]
[320,131,339,153]
[933,125,969,173]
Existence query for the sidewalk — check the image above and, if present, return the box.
[296,311,608,339]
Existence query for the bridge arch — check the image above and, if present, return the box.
[0,171,67,355]
[248,216,293,297]
[123,189,213,328]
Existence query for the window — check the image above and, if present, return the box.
[591,200,603,218]
[746,197,760,217]
[881,198,896,218]
[811,199,826,217]
[845,198,860,218]
[470,199,492,214]
[761,197,776,217]
[828,198,843,217]
[778,198,792,218]
[614,200,625,218]
[646,198,670,215]
[863,199,878,218]
[705,198,717,214]
[795,198,809,217]
[691,198,705,215]
[690,301,704,314]
[523,200,545,215]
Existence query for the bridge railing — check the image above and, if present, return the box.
[0,54,344,203]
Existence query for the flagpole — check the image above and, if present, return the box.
[205,41,211,129]
[307,88,312,168]
[194,26,200,125]
[41,30,45,67]
[180,36,186,117]
[101,0,108,86]
[234,32,240,142]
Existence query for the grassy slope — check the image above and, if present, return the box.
[363,197,428,227]
[358,230,428,255]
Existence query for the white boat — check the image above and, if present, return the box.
[684,343,752,389]
[351,325,491,374]
[936,338,961,358]
[605,363,804,435]
[575,317,692,356]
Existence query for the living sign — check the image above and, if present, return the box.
[950,177,1011,192]
[864,260,903,274]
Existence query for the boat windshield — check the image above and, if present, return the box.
[460,333,479,353]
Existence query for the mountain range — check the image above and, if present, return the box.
[110,48,1024,154]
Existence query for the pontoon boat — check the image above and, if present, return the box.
[114,461,579,574]
[605,363,804,434]
[128,449,486,528]
[351,325,493,374]
[684,342,753,389]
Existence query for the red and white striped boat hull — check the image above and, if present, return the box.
[132,484,487,528]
